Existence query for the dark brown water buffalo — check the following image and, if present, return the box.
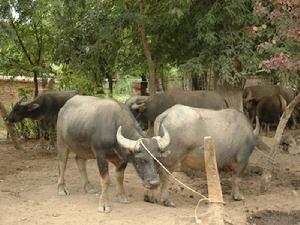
[56,95,170,212]
[126,90,228,129]
[256,95,287,134]
[145,105,259,207]
[243,85,296,127]
[6,91,78,147]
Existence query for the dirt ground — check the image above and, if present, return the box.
[0,133,300,225]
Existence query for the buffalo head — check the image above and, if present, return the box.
[6,97,41,123]
[116,125,170,189]
[125,96,149,129]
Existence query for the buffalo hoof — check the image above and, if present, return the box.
[232,192,244,201]
[162,199,176,207]
[144,194,157,204]
[84,183,97,194]
[118,194,129,204]
[46,145,56,152]
[98,205,111,213]
[34,143,47,151]
[57,184,70,196]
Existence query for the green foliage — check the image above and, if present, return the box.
[12,87,39,139]
[56,68,104,96]
[14,119,39,140]
[0,0,55,79]
[1,0,299,97]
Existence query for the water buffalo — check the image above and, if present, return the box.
[56,95,170,212]
[243,85,296,127]
[256,95,286,135]
[126,90,228,130]
[6,90,78,147]
[145,105,259,207]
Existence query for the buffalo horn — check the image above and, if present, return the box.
[17,97,28,105]
[131,102,145,110]
[116,126,140,152]
[19,101,30,106]
[154,125,170,151]
[253,116,260,138]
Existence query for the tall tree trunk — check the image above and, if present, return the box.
[108,75,113,96]
[191,74,199,90]
[141,75,148,95]
[33,71,39,97]
[0,102,22,150]
[213,70,219,91]
[161,74,167,91]
[139,0,156,96]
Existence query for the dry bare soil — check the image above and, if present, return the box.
[0,136,300,225]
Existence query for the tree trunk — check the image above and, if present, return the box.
[274,92,300,146]
[191,74,200,90]
[161,74,167,91]
[213,70,219,90]
[141,75,148,95]
[33,71,39,97]
[0,102,22,150]
[139,0,156,96]
[108,75,113,96]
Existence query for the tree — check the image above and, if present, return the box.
[0,0,56,97]
[53,0,124,96]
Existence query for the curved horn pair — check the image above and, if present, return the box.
[116,125,170,152]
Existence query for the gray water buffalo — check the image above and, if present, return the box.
[56,95,170,212]
[6,91,78,147]
[126,90,228,129]
[256,95,287,135]
[145,105,259,207]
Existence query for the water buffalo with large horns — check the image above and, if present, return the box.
[56,95,170,213]
[6,91,78,147]
[126,90,228,130]
[144,105,259,207]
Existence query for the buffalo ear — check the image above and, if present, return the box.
[27,103,40,111]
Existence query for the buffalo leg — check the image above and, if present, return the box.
[49,127,56,150]
[114,162,129,203]
[75,155,97,194]
[57,141,70,196]
[231,160,248,201]
[159,171,175,207]
[96,155,111,213]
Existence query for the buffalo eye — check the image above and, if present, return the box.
[137,158,146,164]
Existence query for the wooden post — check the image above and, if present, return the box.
[0,101,22,151]
[203,136,224,225]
